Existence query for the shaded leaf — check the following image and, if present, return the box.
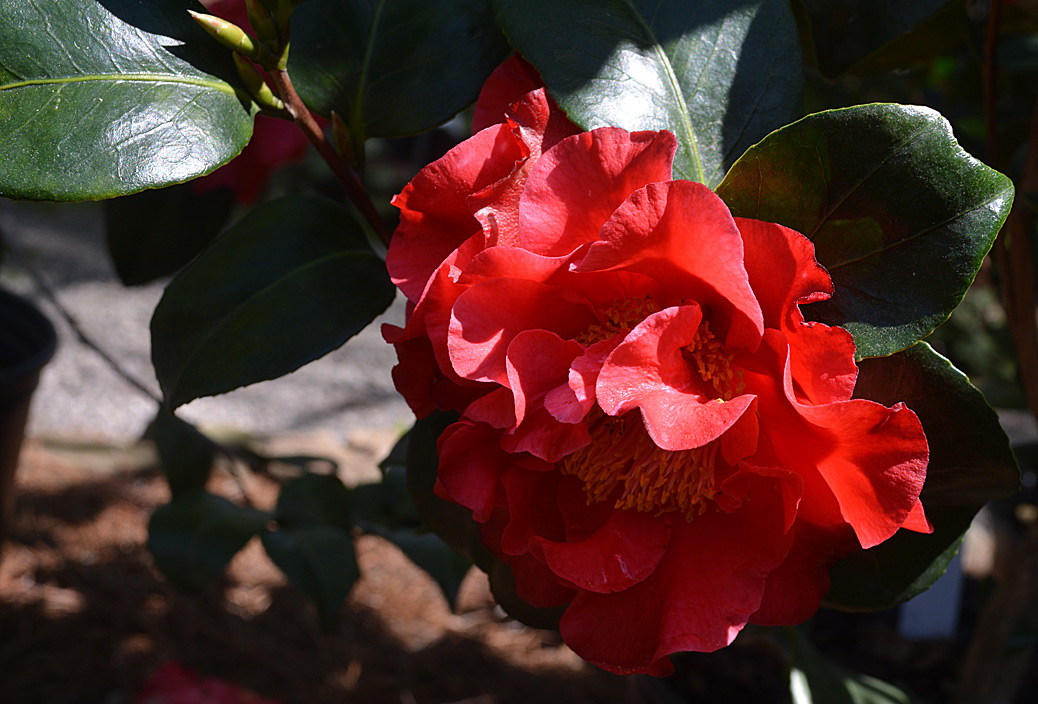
[151,195,395,408]
[106,183,233,286]
[290,0,509,142]
[150,409,217,495]
[262,527,359,627]
[790,627,922,704]
[147,491,271,591]
[0,0,255,201]
[794,0,963,78]
[825,342,1019,610]
[495,0,802,187]
[717,103,1013,359]
[275,473,353,530]
[263,473,358,626]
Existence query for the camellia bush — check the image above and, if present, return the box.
[0,0,1029,698]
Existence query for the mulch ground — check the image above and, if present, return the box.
[0,437,1014,704]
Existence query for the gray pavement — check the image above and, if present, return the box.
[0,198,413,448]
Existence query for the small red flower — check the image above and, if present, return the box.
[384,56,930,675]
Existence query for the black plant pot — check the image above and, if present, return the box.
[0,287,57,545]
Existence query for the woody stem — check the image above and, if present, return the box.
[267,67,393,248]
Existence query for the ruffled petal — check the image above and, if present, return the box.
[537,510,671,593]
[518,128,676,256]
[437,421,507,522]
[596,305,756,451]
[578,181,764,350]
[559,470,796,675]
[471,55,545,133]
[388,123,522,302]
[448,278,595,384]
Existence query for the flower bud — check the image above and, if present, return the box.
[188,10,260,60]
[232,54,285,112]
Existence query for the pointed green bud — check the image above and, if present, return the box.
[188,10,261,60]
[330,112,355,165]
[232,54,285,112]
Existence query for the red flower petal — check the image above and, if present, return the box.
[518,128,677,256]
[437,421,508,522]
[538,509,671,593]
[448,278,595,385]
[559,470,796,675]
[388,123,522,302]
[750,522,857,626]
[597,305,756,451]
[471,55,546,133]
[578,181,764,350]
[545,337,622,424]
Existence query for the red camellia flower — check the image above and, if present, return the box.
[383,57,931,675]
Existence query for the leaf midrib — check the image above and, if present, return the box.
[621,0,705,183]
[0,73,236,94]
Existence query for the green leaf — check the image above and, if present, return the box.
[275,473,354,530]
[790,627,923,704]
[262,527,359,627]
[106,183,233,286]
[263,473,358,626]
[717,103,1014,359]
[0,0,255,201]
[824,342,1019,611]
[494,0,802,187]
[147,491,271,591]
[289,0,509,143]
[794,0,963,78]
[150,409,217,495]
[151,195,395,408]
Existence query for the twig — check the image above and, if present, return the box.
[267,68,393,248]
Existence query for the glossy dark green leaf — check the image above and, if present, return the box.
[262,527,359,627]
[0,0,255,201]
[150,409,217,495]
[290,0,509,142]
[824,342,1019,611]
[106,183,233,286]
[264,473,357,626]
[494,0,802,187]
[147,491,271,591]
[717,104,1013,359]
[794,0,962,78]
[151,195,395,408]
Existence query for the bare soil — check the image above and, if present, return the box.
[0,438,991,704]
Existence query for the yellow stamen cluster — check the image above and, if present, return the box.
[683,321,742,401]
[576,297,659,346]
[560,411,718,521]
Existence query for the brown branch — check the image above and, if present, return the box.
[267,68,393,248]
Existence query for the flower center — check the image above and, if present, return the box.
[560,409,718,520]
[576,297,659,346]
[683,321,743,401]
